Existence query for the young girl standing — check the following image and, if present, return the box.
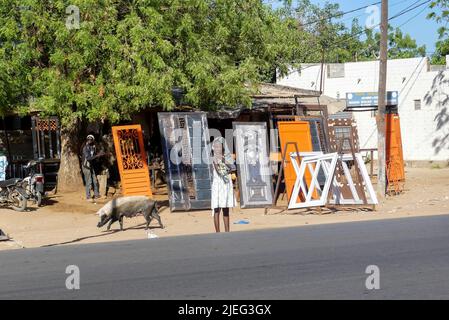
[211,137,236,232]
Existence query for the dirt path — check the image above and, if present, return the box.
[1,167,448,251]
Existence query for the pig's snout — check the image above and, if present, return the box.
[97,214,109,228]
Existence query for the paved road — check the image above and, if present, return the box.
[1,215,449,299]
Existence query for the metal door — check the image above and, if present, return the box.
[233,122,273,208]
[158,112,212,211]
[112,125,153,197]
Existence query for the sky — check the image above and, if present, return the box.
[270,0,440,54]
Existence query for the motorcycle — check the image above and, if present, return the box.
[0,178,28,211]
[22,159,45,207]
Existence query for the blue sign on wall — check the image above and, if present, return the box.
[346,91,398,108]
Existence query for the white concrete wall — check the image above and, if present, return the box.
[278,58,449,161]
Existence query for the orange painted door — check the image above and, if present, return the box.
[112,125,153,197]
[386,114,405,182]
[278,121,314,201]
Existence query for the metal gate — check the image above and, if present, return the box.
[112,125,153,197]
[31,116,61,160]
[158,112,213,211]
[30,116,61,189]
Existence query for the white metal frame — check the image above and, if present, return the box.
[288,153,338,209]
[288,152,378,209]
[326,153,378,205]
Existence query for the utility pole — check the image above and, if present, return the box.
[319,49,325,94]
[377,0,388,199]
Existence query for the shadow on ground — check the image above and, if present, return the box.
[40,223,163,248]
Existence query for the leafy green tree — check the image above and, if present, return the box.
[388,27,426,59]
[431,39,449,64]
[294,0,346,63]
[356,26,426,61]
[1,0,304,191]
[428,0,449,38]
[428,0,449,64]
[286,1,425,64]
[332,19,366,62]
[0,3,32,115]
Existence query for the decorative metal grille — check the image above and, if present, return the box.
[112,125,152,197]
[117,129,145,170]
[31,116,61,160]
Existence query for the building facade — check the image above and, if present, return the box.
[277,57,449,162]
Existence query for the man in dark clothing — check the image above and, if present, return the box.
[82,135,104,200]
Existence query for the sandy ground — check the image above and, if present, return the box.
[1,167,449,251]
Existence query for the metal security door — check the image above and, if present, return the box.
[158,114,186,210]
[233,122,273,208]
[158,112,212,211]
[186,114,213,210]
[112,125,153,197]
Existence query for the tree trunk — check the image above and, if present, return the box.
[57,121,84,193]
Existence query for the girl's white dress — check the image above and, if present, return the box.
[211,163,236,214]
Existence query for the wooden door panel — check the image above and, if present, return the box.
[386,114,405,182]
[278,121,314,202]
[112,125,152,197]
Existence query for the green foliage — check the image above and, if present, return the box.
[428,0,449,64]
[431,39,449,64]
[327,20,426,62]
[279,1,426,64]
[428,0,449,37]
[0,0,431,128]
[388,27,426,59]
[1,0,304,126]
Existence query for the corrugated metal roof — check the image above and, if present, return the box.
[329,111,354,119]
[251,83,322,98]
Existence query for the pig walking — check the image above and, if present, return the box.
[96,196,164,231]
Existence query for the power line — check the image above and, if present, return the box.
[338,0,417,25]
[392,0,422,15]
[298,0,422,28]
[282,0,431,77]
[298,1,382,27]
[329,0,432,50]
[396,2,429,28]
[344,2,429,62]
[390,0,427,19]
[297,0,430,54]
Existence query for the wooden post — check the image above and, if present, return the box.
[376,0,388,199]
[273,141,302,207]
[2,118,12,163]
[319,50,325,94]
[48,118,54,158]
[55,118,61,159]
